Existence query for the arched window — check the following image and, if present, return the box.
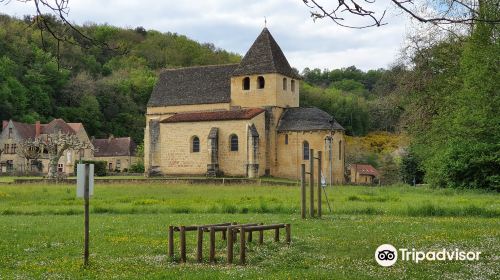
[242,77,250,90]
[285,134,288,145]
[291,79,296,92]
[192,136,200,153]
[230,134,239,151]
[257,76,265,89]
[283,78,287,90]
[303,141,310,160]
[339,140,342,160]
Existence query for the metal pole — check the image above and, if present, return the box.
[301,164,306,219]
[83,164,89,267]
[309,149,314,217]
[317,151,322,218]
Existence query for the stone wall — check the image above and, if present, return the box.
[230,73,299,109]
[158,113,266,177]
[274,130,345,184]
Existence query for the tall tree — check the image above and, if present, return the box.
[405,0,499,190]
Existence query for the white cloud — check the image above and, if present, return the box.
[0,0,410,71]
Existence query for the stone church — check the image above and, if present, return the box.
[145,28,345,183]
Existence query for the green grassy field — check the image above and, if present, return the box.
[0,183,498,279]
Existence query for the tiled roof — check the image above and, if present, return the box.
[147,64,238,107]
[4,119,83,140]
[162,108,265,123]
[232,28,300,79]
[11,121,36,139]
[67,123,83,133]
[92,137,137,157]
[277,107,344,132]
[352,164,379,177]
[42,119,76,135]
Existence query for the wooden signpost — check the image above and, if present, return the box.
[77,163,94,267]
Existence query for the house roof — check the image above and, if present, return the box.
[162,108,265,123]
[3,119,84,140]
[92,137,137,157]
[147,64,238,107]
[42,119,76,135]
[352,164,379,177]
[232,28,300,79]
[67,123,83,133]
[11,121,36,139]
[277,107,344,132]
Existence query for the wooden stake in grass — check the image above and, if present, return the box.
[301,164,306,219]
[259,223,264,244]
[180,226,186,263]
[274,228,280,242]
[240,227,246,265]
[168,226,174,258]
[317,151,322,218]
[227,227,233,264]
[197,227,203,263]
[209,227,216,263]
[310,149,315,217]
[285,224,291,244]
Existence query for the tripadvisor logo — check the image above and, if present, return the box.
[375,244,481,267]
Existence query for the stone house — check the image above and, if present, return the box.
[145,28,345,182]
[92,136,138,172]
[349,163,379,184]
[0,119,93,174]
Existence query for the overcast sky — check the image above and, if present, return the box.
[1,0,411,71]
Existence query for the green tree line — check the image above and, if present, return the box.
[0,14,240,143]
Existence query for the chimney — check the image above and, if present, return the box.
[2,120,8,129]
[35,121,41,137]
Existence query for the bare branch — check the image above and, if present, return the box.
[302,0,500,28]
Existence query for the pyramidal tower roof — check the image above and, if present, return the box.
[233,28,300,79]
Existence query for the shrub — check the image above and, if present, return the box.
[73,160,107,176]
[129,161,145,173]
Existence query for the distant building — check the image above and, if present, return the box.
[349,164,379,184]
[92,136,138,172]
[0,119,93,174]
[145,28,346,182]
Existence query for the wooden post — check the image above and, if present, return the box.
[240,227,246,265]
[259,223,264,244]
[83,164,89,267]
[197,227,203,263]
[309,149,315,217]
[317,151,322,218]
[222,229,227,241]
[247,231,253,242]
[180,226,186,263]
[227,227,233,264]
[301,164,306,219]
[285,224,291,244]
[209,227,216,263]
[168,226,174,258]
[274,228,280,242]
